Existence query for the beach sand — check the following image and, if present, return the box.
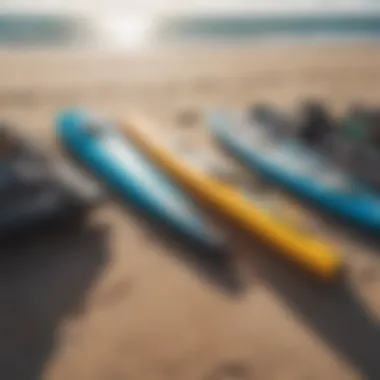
[1,44,380,380]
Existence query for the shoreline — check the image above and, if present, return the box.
[0,38,379,55]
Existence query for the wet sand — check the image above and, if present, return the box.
[1,44,380,380]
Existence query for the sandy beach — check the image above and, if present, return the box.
[1,44,380,380]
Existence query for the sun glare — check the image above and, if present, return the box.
[96,14,156,49]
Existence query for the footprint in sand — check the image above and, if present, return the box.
[357,264,380,285]
[178,109,199,127]
[205,362,252,380]
[95,279,132,309]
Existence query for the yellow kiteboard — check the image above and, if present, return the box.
[121,116,343,281]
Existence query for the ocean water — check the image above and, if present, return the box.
[1,12,380,49]
[0,15,93,48]
[160,14,380,46]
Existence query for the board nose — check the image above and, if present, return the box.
[56,109,86,136]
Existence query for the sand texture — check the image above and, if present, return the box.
[1,45,380,380]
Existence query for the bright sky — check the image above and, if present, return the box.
[0,0,379,15]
